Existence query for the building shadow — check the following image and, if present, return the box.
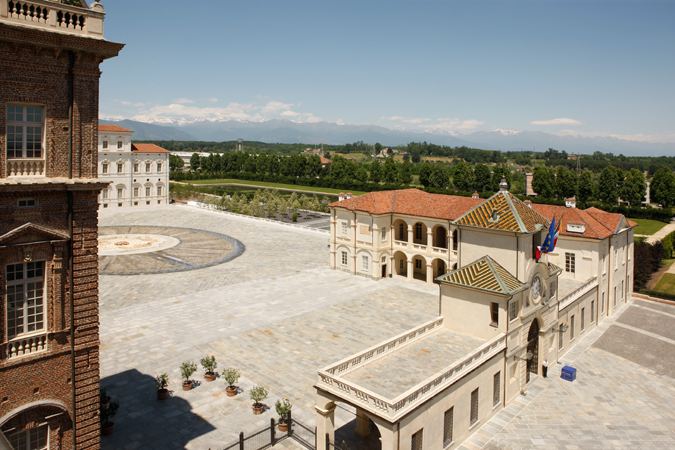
[334,418,382,450]
[100,369,216,450]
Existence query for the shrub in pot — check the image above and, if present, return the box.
[275,398,292,432]
[100,389,111,410]
[250,385,268,415]
[180,361,197,391]
[200,355,217,382]
[101,399,119,436]
[156,373,169,400]
[223,368,240,397]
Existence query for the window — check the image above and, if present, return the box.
[399,223,405,241]
[18,198,37,208]
[559,324,564,350]
[415,259,422,269]
[509,300,517,322]
[146,187,151,197]
[102,190,108,200]
[102,163,108,174]
[342,222,347,236]
[103,140,108,149]
[603,255,607,274]
[581,308,585,332]
[341,251,347,266]
[8,425,48,450]
[362,256,369,271]
[134,163,139,173]
[117,163,123,174]
[493,372,501,406]
[591,301,595,324]
[133,187,139,197]
[622,281,625,300]
[146,163,151,173]
[117,140,123,149]
[6,262,45,339]
[470,388,479,426]
[157,162,162,172]
[570,315,575,341]
[565,252,575,273]
[118,203,122,207]
[117,188,123,199]
[415,223,423,240]
[550,282,555,300]
[400,259,404,270]
[490,302,499,326]
[613,287,617,307]
[157,186,162,196]
[381,227,387,242]
[443,407,454,447]
[602,292,605,313]
[6,105,43,159]
[627,276,631,296]
[411,429,423,450]
[615,249,618,269]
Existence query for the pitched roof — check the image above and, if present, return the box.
[455,191,550,233]
[329,189,482,220]
[131,143,169,154]
[321,157,331,164]
[530,204,633,239]
[437,256,526,295]
[99,124,133,133]
[547,262,562,276]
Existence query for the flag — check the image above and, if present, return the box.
[536,217,557,260]
[553,218,562,248]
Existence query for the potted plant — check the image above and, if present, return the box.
[156,373,169,400]
[100,389,111,410]
[180,361,197,391]
[200,355,217,382]
[223,368,240,397]
[275,398,292,432]
[250,385,268,415]
[100,399,119,436]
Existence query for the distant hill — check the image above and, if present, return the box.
[99,119,196,141]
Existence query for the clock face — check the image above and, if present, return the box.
[531,275,542,302]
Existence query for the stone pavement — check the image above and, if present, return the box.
[458,296,675,450]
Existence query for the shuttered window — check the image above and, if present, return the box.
[443,407,453,447]
[470,388,479,425]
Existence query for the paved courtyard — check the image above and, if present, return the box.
[99,205,675,450]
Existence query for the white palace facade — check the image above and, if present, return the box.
[317,183,634,450]
[97,125,170,208]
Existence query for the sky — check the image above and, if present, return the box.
[98,0,675,143]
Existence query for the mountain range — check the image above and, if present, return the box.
[99,118,675,157]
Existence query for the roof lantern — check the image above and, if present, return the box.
[499,177,508,192]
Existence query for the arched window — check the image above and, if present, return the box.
[415,223,423,240]
[399,223,405,241]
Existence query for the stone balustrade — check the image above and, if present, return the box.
[558,276,598,312]
[5,333,48,359]
[7,158,45,177]
[1,0,105,39]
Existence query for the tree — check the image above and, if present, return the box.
[419,162,432,187]
[374,142,383,155]
[597,166,620,204]
[429,164,450,189]
[411,149,421,163]
[532,166,555,198]
[355,166,369,183]
[369,159,383,183]
[555,166,577,199]
[189,153,201,171]
[473,163,491,192]
[399,160,412,184]
[490,164,512,191]
[383,158,398,184]
[651,167,675,207]
[169,154,184,170]
[621,168,647,207]
[577,170,594,203]
[453,162,474,191]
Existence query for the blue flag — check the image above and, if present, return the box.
[536,217,556,260]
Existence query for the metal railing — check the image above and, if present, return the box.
[221,411,317,450]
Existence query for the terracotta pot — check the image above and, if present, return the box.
[182,381,192,391]
[204,372,215,382]
[226,386,237,397]
[157,389,168,400]
[278,422,288,432]
[101,421,114,436]
[253,404,263,415]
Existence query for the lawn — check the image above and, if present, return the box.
[630,218,668,236]
[176,179,368,196]
[653,273,675,295]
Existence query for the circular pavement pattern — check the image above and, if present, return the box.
[98,226,244,275]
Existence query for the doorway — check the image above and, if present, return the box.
[526,319,540,383]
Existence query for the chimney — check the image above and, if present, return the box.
[499,177,508,192]
[525,173,537,196]
[346,192,353,199]
[472,191,480,199]
[565,197,576,208]
[338,192,345,201]
[524,200,533,208]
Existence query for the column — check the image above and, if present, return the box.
[407,225,413,245]
[407,258,413,281]
[355,408,370,438]
[427,229,433,248]
[426,262,433,284]
[315,403,336,450]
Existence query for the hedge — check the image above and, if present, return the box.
[639,289,675,302]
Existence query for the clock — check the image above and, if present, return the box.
[531,274,542,302]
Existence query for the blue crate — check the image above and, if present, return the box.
[561,365,576,382]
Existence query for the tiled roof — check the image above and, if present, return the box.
[455,191,550,233]
[131,143,170,154]
[329,189,482,220]
[99,125,133,133]
[531,204,632,239]
[437,256,526,295]
[547,262,562,276]
[321,157,331,164]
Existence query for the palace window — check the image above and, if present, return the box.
[157,162,162,172]
[615,249,618,269]
[134,163,139,173]
[399,223,405,241]
[146,163,151,173]
[581,308,585,332]
[550,282,555,300]
[341,251,347,266]
[117,188,123,199]
[102,190,108,200]
[103,140,108,149]
[602,292,605,313]
[509,300,517,322]
[6,262,45,340]
[570,315,575,341]
[117,163,123,174]
[470,388,479,426]
[102,163,108,174]
[400,259,404,270]
[591,301,595,324]
[381,227,386,242]
[614,287,617,307]
[342,222,347,236]
[117,140,123,149]
[415,259,422,270]
[490,302,499,326]
[18,198,37,208]
[493,372,501,406]
[558,324,564,350]
[622,281,625,300]
[8,424,48,450]
[415,223,423,240]
[146,187,151,197]
[565,253,575,273]
[133,187,139,197]
[7,105,43,160]
[157,186,162,196]
[443,407,454,447]
[627,276,631,296]
[362,256,369,271]
[411,429,423,450]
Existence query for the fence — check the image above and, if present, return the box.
[220,411,317,450]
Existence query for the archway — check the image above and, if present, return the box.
[392,219,408,243]
[433,225,447,249]
[433,258,447,278]
[393,251,408,278]
[526,319,540,383]
[412,222,428,245]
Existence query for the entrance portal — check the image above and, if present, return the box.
[526,319,540,383]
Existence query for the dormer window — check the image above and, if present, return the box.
[567,223,585,234]
[489,209,499,222]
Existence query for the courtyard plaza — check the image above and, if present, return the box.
[98,205,675,450]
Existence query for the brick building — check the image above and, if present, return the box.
[0,1,123,449]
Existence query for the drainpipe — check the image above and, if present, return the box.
[67,50,77,450]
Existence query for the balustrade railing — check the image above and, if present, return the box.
[412,243,427,251]
[5,333,47,359]
[2,0,105,39]
[393,239,408,248]
[431,246,448,255]
[7,158,45,177]
[558,277,598,311]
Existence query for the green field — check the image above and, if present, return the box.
[176,179,367,196]
[630,218,668,235]
[653,273,675,295]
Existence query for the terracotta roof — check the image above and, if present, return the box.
[99,125,133,133]
[455,191,550,233]
[547,262,562,276]
[529,204,633,239]
[321,157,331,164]
[131,143,169,154]
[329,189,482,220]
[437,256,526,295]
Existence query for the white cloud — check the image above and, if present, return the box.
[173,98,195,104]
[531,118,583,126]
[382,115,432,124]
[260,101,294,114]
[554,129,675,143]
[208,98,218,103]
[419,118,485,133]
